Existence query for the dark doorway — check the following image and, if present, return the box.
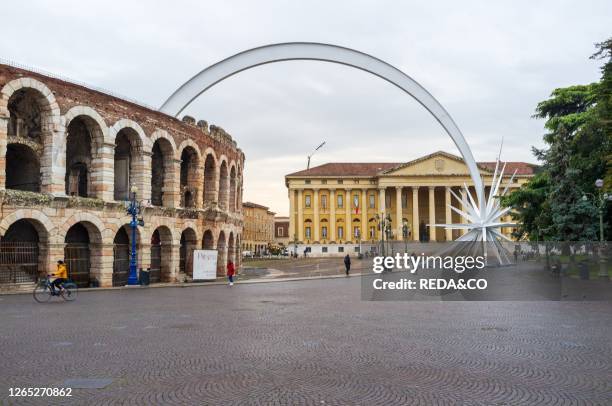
[0,219,40,284]
[64,223,91,287]
[113,227,130,287]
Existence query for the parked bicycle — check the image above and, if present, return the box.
[33,278,78,303]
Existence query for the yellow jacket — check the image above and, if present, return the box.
[51,263,68,279]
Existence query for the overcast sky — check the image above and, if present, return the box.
[1,1,610,215]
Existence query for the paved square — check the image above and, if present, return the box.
[1,277,611,405]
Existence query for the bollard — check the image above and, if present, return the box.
[579,262,590,280]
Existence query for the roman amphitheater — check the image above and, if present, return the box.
[0,63,244,289]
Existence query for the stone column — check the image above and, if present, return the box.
[93,142,115,201]
[345,188,352,240]
[313,188,320,241]
[41,118,66,195]
[0,117,6,190]
[46,242,66,276]
[165,243,180,282]
[412,187,420,241]
[378,187,386,215]
[216,242,228,277]
[461,189,467,236]
[395,186,403,239]
[97,243,115,288]
[194,161,204,209]
[140,243,152,273]
[140,151,152,203]
[297,189,304,241]
[361,189,368,241]
[288,188,296,240]
[428,186,436,242]
[445,187,452,241]
[329,189,336,241]
[163,159,181,208]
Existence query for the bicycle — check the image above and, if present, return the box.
[33,278,78,303]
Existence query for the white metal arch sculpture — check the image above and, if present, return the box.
[160,42,484,203]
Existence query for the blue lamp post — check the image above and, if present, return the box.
[126,185,142,285]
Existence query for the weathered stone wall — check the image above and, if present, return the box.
[0,64,244,288]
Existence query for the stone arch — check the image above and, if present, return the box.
[149,129,178,152]
[218,159,229,211]
[0,77,60,118]
[110,119,148,201]
[59,212,105,244]
[202,229,215,249]
[112,126,144,201]
[150,225,174,283]
[0,210,54,240]
[63,108,109,198]
[179,227,198,278]
[203,151,218,206]
[0,217,52,283]
[159,42,484,203]
[109,119,147,147]
[178,142,201,208]
[146,218,179,245]
[63,105,109,143]
[62,218,104,288]
[110,224,142,287]
[0,78,61,193]
[175,139,202,162]
[150,134,176,207]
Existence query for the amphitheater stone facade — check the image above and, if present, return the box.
[0,63,244,289]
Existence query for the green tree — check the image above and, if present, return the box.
[504,38,612,241]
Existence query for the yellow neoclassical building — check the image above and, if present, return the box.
[242,202,276,255]
[285,151,536,256]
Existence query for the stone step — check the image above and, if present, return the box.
[0,282,36,294]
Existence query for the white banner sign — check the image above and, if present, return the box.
[193,249,218,280]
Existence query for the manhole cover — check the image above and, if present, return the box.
[63,378,113,389]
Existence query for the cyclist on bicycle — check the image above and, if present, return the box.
[49,260,68,295]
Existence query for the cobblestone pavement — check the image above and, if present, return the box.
[1,277,611,405]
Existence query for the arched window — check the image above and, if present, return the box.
[151,138,174,206]
[218,161,229,211]
[6,144,40,192]
[203,154,217,206]
[180,146,199,208]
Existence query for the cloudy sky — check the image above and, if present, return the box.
[1,1,610,214]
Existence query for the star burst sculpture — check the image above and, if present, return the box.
[432,157,518,265]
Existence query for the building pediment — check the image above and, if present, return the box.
[380,151,491,177]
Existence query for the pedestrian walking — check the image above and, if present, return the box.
[344,254,351,276]
[227,260,236,286]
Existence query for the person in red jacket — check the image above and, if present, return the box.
[226,260,236,286]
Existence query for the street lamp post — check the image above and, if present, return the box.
[582,179,611,278]
[306,141,326,169]
[402,220,410,254]
[126,185,143,285]
[376,213,392,262]
[385,216,392,257]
